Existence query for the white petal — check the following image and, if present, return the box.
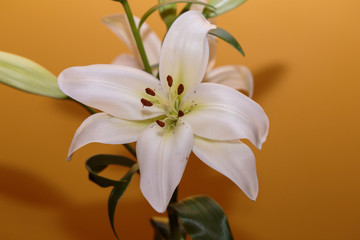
[189,2,217,71]
[181,83,269,149]
[193,136,258,200]
[58,64,166,120]
[159,11,216,95]
[204,65,254,98]
[111,54,142,69]
[207,33,217,71]
[67,113,148,160]
[102,14,161,67]
[137,120,193,212]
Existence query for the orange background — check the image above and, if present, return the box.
[1,0,359,239]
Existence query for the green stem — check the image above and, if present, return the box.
[70,98,97,114]
[124,143,137,157]
[120,0,152,74]
[168,188,182,240]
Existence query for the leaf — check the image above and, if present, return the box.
[209,27,245,56]
[0,51,67,99]
[85,154,137,187]
[151,217,171,240]
[150,217,187,240]
[203,0,246,18]
[108,163,139,239]
[139,0,215,30]
[85,154,139,239]
[158,0,178,29]
[169,195,234,240]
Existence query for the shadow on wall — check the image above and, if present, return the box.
[252,63,287,102]
[0,159,259,240]
[0,163,155,239]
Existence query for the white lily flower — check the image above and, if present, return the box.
[102,8,254,97]
[58,11,269,213]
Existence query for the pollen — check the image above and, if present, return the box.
[167,75,173,87]
[145,88,156,96]
[178,110,184,117]
[156,120,165,127]
[141,98,153,107]
[177,84,184,95]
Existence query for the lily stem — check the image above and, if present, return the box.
[120,0,152,75]
[168,188,183,240]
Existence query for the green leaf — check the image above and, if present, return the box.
[150,217,187,240]
[85,154,139,239]
[158,0,178,30]
[85,154,137,187]
[209,27,245,56]
[0,51,67,99]
[203,0,246,18]
[108,163,139,239]
[139,0,216,30]
[151,217,171,240]
[169,195,234,240]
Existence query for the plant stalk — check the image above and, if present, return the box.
[168,188,183,240]
[120,0,152,74]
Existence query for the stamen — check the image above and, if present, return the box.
[177,84,184,95]
[141,98,153,107]
[156,120,165,128]
[178,110,184,117]
[145,88,155,96]
[167,75,173,87]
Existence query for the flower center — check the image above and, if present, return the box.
[140,74,185,128]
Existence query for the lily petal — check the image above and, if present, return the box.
[207,33,217,71]
[159,11,216,95]
[193,136,258,200]
[58,64,166,120]
[102,14,161,67]
[111,54,142,69]
[67,113,148,160]
[137,120,193,212]
[181,83,269,149]
[204,65,254,98]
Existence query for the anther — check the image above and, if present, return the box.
[167,75,173,87]
[177,84,184,95]
[156,120,165,128]
[178,110,184,117]
[145,88,156,96]
[141,98,153,107]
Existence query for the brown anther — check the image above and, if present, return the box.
[167,75,173,87]
[156,120,165,128]
[178,110,184,117]
[145,88,156,96]
[141,98,153,107]
[177,84,184,95]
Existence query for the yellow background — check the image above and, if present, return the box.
[1,0,359,239]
